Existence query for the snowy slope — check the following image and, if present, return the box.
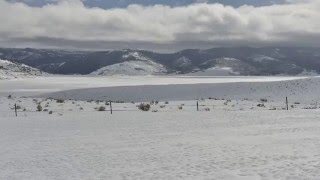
[0,76,305,97]
[174,56,192,68]
[0,59,44,80]
[91,61,167,76]
[187,67,239,76]
[35,76,315,102]
[91,52,167,76]
[195,57,256,75]
[251,55,279,62]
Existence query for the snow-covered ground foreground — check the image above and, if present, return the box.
[1,76,320,179]
[1,96,320,179]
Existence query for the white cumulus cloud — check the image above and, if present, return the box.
[0,0,319,51]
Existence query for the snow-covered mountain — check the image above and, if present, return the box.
[1,47,320,76]
[91,51,167,76]
[0,59,44,79]
[91,61,167,76]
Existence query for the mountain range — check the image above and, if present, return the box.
[1,47,320,76]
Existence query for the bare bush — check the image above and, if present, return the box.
[56,99,65,103]
[260,98,268,102]
[37,104,43,111]
[97,106,106,111]
[138,103,151,111]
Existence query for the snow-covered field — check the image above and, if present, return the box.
[2,96,320,179]
[0,75,307,96]
[1,75,320,179]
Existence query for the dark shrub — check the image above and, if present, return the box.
[260,98,268,102]
[56,99,65,103]
[97,106,106,111]
[138,103,151,111]
[37,104,43,111]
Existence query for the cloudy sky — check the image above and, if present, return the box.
[0,0,319,52]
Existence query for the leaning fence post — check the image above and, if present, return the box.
[197,101,199,111]
[286,97,289,110]
[14,103,17,117]
[109,101,113,114]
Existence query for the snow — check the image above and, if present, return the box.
[0,59,44,80]
[198,57,246,76]
[174,56,192,67]
[1,76,320,179]
[2,95,320,179]
[187,67,240,76]
[91,51,168,76]
[297,69,319,76]
[122,51,150,61]
[35,76,320,102]
[251,55,279,62]
[58,62,66,67]
[0,75,307,96]
[90,61,167,76]
[218,57,239,61]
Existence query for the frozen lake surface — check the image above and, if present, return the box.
[0,75,308,97]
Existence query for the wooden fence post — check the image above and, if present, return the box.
[286,97,289,110]
[14,103,17,117]
[197,101,199,111]
[110,101,113,114]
